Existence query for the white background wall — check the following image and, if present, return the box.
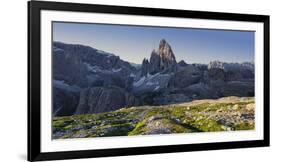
[0,0,279,161]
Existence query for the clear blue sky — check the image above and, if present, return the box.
[53,22,254,64]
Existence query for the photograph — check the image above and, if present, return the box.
[52,22,255,139]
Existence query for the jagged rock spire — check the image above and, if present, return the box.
[141,39,177,76]
[157,39,177,70]
[141,58,150,77]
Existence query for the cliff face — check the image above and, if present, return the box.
[52,42,137,116]
[158,39,177,70]
[75,86,139,114]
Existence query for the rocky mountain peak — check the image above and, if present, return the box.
[159,39,167,46]
[159,39,169,53]
[141,39,177,76]
[208,60,224,70]
[158,39,176,64]
[178,60,188,66]
[208,60,254,73]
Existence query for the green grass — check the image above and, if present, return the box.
[233,122,254,130]
[52,96,255,139]
[128,121,146,135]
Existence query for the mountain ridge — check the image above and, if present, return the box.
[52,40,254,117]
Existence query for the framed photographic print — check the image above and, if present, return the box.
[28,0,270,161]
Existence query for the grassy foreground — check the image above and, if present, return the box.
[52,96,255,139]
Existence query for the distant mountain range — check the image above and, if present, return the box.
[52,40,254,116]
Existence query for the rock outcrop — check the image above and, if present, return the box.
[141,58,150,77]
[168,65,203,88]
[53,87,80,117]
[208,60,225,70]
[178,60,188,67]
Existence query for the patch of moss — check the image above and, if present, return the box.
[189,103,210,112]
[128,121,146,136]
[144,108,170,118]
[186,114,225,132]
[92,123,136,137]
[160,119,193,133]
[53,118,74,131]
[170,106,187,119]
[64,124,75,130]
[233,122,254,130]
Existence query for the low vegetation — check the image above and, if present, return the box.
[52,96,255,139]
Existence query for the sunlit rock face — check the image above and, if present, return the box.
[141,39,177,76]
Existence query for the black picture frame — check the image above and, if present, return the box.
[28,0,270,161]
